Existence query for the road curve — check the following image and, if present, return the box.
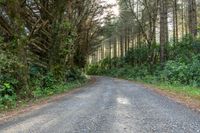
[0,77,200,133]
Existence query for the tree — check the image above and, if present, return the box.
[173,0,179,43]
[0,0,114,95]
[188,0,197,38]
[160,0,168,63]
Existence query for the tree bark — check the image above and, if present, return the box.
[160,0,168,64]
[188,0,197,38]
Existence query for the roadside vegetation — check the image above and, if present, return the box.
[87,36,200,100]
[0,0,114,111]
[0,67,87,111]
[0,0,200,111]
[87,0,200,101]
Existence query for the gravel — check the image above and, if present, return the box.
[0,76,200,133]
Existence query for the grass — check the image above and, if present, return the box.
[0,78,90,113]
[100,70,200,101]
[125,76,200,101]
[32,79,88,99]
[150,82,200,100]
[103,73,200,110]
[127,75,200,100]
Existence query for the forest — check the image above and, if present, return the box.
[0,0,200,110]
[87,0,200,101]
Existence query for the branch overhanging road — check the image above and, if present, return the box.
[0,77,200,133]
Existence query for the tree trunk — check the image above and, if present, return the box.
[120,35,124,57]
[188,0,197,38]
[113,37,117,58]
[173,0,178,43]
[160,0,168,64]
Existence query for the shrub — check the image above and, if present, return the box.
[160,60,188,84]
[124,46,149,65]
[159,55,200,86]
[0,51,20,109]
[0,83,16,109]
[87,36,200,88]
[111,57,125,68]
[65,67,86,81]
[0,51,20,90]
[169,36,200,61]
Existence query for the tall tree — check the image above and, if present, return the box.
[173,0,179,43]
[188,0,197,37]
[160,0,168,63]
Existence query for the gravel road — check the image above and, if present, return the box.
[0,77,200,133]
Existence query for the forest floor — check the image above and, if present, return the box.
[0,76,199,133]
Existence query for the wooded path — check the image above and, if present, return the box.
[0,77,200,133]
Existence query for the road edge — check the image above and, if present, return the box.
[0,76,96,124]
[111,76,200,112]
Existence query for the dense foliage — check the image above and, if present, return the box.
[0,0,200,110]
[87,37,200,88]
[0,0,114,110]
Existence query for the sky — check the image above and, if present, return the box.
[105,0,119,16]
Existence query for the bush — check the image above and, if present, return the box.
[33,80,83,98]
[86,58,111,75]
[124,46,149,65]
[111,57,125,68]
[159,55,200,87]
[169,36,200,61]
[188,55,200,86]
[0,51,20,90]
[65,67,86,81]
[160,60,189,84]
[87,36,200,88]
[0,51,19,109]
[86,64,100,75]
[124,44,160,66]
[30,66,87,99]
[0,83,16,109]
